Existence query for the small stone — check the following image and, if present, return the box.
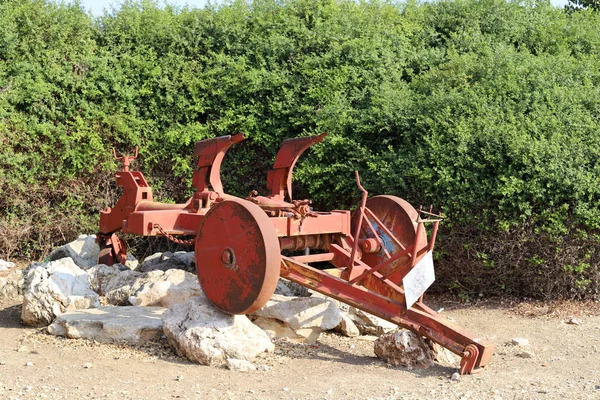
[256,364,271,371]
[0,259,15,271]
[176,375,183,381]
[511,338,529,347]
[225,358,256,372]
[283,387,290,392]
[0,361,5,365]
[82,363,93,369]
[566,318,581,325]
[451,372,460,381]
[327,389,333,394]
[516,351,534,359]
[25,361,34,367]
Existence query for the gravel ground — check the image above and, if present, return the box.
[1,296,599,400]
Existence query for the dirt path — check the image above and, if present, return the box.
[1,297,599,400]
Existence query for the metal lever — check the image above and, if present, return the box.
[113,147,139,172]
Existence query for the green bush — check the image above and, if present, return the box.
[0,0,598,299]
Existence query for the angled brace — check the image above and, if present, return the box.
[267,133,327,201]
[192,133,245,194]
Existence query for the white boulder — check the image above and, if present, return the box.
[0,268,24,301]
[348,307,398,335]
[0,261,24,301]
[87,266,203,308]
[162,296,274,366]
[252,294,342,344]
[226,358,257,372]
[374,330,435,369]
[0,259,15,271]
[86,265,144,305]
[21,258,99,326]
[128,269,204,307]
[338,312,361,337]
[48,235,101,269]
[48,235,138,270]
[429,341,458,367]
[48,306,166,343]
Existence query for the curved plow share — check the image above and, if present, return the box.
[98,133,493,374]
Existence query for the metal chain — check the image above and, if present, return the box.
[153,224,195,246]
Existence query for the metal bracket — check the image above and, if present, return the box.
[267,133,327,201]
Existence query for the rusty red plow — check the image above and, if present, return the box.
[97,133,493,374]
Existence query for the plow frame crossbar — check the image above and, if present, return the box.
[280,255,493,374]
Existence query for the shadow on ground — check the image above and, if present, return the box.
[0,301,22,328]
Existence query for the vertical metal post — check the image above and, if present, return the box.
[349,171,368,268]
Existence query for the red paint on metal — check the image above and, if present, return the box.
[195,198,281,314]
[266,133,327,201]
[352,196,428,285]
[96,233,127,265]
[192,133,245,195]
[97,134,494,375]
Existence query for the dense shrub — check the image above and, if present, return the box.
[0,0,598,299]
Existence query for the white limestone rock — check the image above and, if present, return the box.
[48,235,101,270]
[128,269,204,308]
[47,306,166,343]
[348,307,398,336]
[226,358,257,372]
[48,234,138,270]
[511,337,529,347]
[162,296,274,366]
[87,266,203,308]
[137,251,195,273]
[337,312,360,337]
[86,264,132,294]
[0,259,15,271]
[252,317,306,343]
[374,330,435,369]
[429,341,458,367]
[21,258,99,326]
[86,265,144,305]
[309,289,350,312]
[252,294,342,344]
[0,264,24,301]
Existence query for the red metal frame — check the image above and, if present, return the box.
[98,134,494,374]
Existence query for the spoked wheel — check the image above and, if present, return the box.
[195,198,281,315]
[351,195,427,283]
[97,234,127,266]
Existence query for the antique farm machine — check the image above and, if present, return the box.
[97,133,493,374]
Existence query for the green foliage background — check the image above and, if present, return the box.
[0,0,599,299]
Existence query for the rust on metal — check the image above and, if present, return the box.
[266,132,327,201]
[97,133,494,374]
[195,198,281,314]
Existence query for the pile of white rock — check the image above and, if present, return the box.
[5,234,451,371]
[0,259,23,300]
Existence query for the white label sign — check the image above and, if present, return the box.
[403,251,435,309]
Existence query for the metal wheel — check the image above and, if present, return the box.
[351,195,427,283]
[195,198,281,315]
